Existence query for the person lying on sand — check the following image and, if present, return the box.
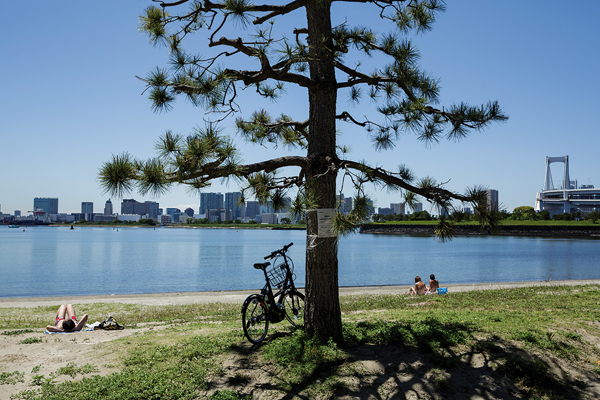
[407,276,427,295]
[46,304,88,332]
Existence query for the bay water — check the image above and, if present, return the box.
[1,226,598,299]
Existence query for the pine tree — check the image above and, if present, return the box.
[99,0,507,343]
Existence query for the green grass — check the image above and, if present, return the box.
[3,329,34,335]
[0,371,25,385]
[19,337,42,344]
[3,284,600,399]
[366,219,600,226]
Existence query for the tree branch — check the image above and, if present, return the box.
[339,159,470,203]
[171,155,308,183]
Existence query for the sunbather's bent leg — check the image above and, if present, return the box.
[55,304,67,326]
[66,304,77,322]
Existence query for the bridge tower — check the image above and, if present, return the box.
[543,156,570,191]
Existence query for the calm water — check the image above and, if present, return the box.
[1,226,599,298]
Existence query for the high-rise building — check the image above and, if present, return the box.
[81,202,94,221]
[165,208,181,222]
[33,197,59,215]
[390,203,405,215]
[377,207,393,216]
[199,192,224,215]
[145,201,159,219]
[104,199,113,215]
[225,192,243,220]
[337,194,353,215]
[245,201,260,221]
[14,210,21,217]
[184,207,194,217]
[121,199,159,218]
[486,189,499,212]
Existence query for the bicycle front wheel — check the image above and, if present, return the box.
[242,294,269,343]
[282,290,305,327]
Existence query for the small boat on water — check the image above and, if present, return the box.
[8,225,20,228]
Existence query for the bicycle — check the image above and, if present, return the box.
[241,242,305,343]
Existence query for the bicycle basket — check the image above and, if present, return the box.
[273,255,294,274]
[266,263,287,287]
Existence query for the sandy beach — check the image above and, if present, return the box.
[1,279,599,308]
[2,279,600,400]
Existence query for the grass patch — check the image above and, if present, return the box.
[3,284,600,399]
[500,355,570,398]
[19,337,42,344]
[0,302,240,330]
[261,331,349,394]
[3,329,34,335]
[0,371,25,385]
[52,363,99,378]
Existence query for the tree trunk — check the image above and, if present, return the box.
[303,0,343,344]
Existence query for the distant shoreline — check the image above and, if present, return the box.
[360,223,600,238]
[11,222,600,237]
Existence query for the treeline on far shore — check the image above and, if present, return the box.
[372,207,600,225]
[55,217,307,229]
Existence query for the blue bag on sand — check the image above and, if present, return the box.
[438,287,448,295]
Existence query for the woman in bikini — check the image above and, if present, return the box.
[428,274,440,293]
[46,304,88,332]
[407,276,427,295]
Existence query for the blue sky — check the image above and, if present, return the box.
[2,1,599,215]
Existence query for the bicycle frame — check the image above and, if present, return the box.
[241,242,305,343]
[258,250,296,322]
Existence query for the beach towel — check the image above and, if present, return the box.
[45,328,94,334]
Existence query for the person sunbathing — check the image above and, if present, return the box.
[428,274,440,293]
[46,304,88,332]
[408,276,427,295]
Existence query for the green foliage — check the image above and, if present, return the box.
[408,210,431,220]
[19,337,42,344]
[52,363,99,379]
[3,329,34,336]
[500,355,569,397]
[261,332,348,389]
[585,210,600,222]
[342,318,472,351]
[0,371,24,385]
[98,0,507,248]
[511,206,537,220]
[538,209,550,220]
[4,285,600,399]
[18,334,238,400]
[210,391,252,400]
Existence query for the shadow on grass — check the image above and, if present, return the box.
[223,318,597,400]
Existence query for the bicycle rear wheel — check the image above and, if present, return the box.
[282,290,305,327]
[242,294,269,343]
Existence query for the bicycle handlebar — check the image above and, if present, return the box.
[264,242,293,260]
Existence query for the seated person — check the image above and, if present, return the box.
[46,304,88,332]
[428,274,440,293]
[408,276,427,295]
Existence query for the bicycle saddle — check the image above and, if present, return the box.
[254,262,270,270]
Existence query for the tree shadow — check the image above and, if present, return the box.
[222,318,598,399]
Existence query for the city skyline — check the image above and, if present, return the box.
[2,2,599,215]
